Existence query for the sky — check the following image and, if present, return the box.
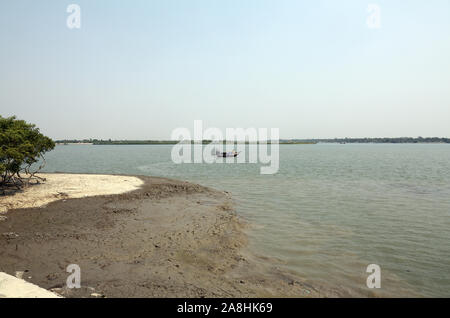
[1,0,449,140]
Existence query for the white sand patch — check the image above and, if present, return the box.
[0,272,61,298]
[0,173,143,214]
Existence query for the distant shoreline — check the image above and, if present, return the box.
[55,137,450,146]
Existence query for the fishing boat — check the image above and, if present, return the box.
[216,150,239,157]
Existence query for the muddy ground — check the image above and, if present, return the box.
[0,175,339,297]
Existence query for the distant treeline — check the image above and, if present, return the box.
[286,137,450,144]
[55,139,315,145]
[56,139,215,145]
[55,137,449,145]
[94,140,180,145]
[56,139,179,145]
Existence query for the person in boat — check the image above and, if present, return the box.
[216,150,238,157]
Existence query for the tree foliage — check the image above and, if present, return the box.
[0,115,55,188]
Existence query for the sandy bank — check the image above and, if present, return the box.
[0,272,61,298]
[0,173,340,297]
[0,173,143,214]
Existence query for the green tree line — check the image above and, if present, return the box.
[0,116,55,189]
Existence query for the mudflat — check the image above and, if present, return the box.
[0,174,335,297]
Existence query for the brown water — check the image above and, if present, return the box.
[43,143,450,297]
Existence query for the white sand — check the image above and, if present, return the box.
[0,272,61,298]
[0,173,143,214]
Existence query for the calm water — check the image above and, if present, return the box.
[41,144,450,297]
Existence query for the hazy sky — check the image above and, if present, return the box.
[1,0,449,139]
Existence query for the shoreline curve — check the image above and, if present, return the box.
[0,173,340,297]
